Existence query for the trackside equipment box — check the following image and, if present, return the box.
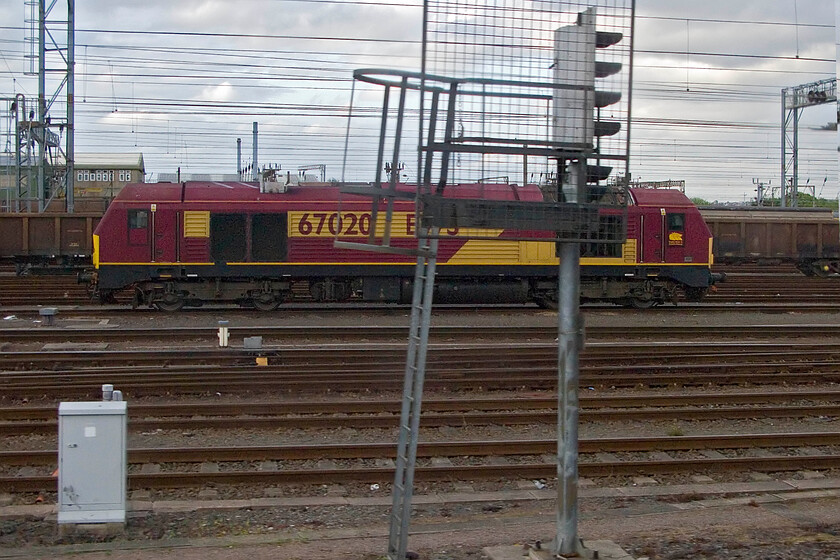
[57,401,127,524]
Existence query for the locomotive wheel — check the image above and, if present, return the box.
[154,293,185,312]
[252,295,280,311]
[628,297,655,309]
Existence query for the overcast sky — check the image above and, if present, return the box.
[0,0,836,202]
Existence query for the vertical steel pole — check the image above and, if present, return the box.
[781,90,787,208]
[252,122,258,181]
[556,160,583,557]
[14,95,22,212]
[38,0,46,211]
[66,0,75,213]
[625,0,636,180]
[236,138,242,179]
[792,108,799,207]
[556,241,581,556]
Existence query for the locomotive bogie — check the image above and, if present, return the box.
[129,278,293,311]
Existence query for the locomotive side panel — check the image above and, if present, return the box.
[182,210,211,262]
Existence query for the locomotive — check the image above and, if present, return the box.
[83,180,719,310]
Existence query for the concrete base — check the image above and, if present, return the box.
[57,522,125,538]
[485,540,636,560]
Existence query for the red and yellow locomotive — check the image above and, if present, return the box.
[87,181,718,310]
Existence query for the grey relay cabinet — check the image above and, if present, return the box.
[57,401,127,524]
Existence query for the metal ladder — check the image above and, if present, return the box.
[387,232,439,560]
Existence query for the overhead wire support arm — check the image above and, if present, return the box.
[781,78,836,207]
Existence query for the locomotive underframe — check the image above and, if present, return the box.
[97,263,711,310]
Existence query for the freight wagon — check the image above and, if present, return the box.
[0,212,102,273]
[701,206,840,275]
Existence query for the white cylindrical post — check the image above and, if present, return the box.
[218,320,230,348]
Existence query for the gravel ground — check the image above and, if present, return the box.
[2,306,840,558]
[5,495,840,559]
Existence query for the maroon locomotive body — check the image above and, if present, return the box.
[88,181,718,310]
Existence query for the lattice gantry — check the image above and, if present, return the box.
[339,5,636,560]
[344,0,634,248]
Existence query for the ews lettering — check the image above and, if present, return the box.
[407,214,458,236]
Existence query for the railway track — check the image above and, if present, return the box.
[5,389,840,420]
[4,323,840,344]
[3,310,839,506]
[4,391,840,435]
[7,302,840,315]
[3,432,840,492]
[3,343,840,398]
[8,432,840,465]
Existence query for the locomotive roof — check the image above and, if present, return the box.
[115,181,546,203]
[629,187,695,207]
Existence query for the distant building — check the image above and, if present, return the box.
[74,153,145,198]
[155,172,240,182]
[0,152,145,212]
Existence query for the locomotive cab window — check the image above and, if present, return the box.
[251,214,288,262]
[128,210,148,229]
[667,213,685,232]
[667,213,686,247]
[127,210,149,245]
[210,214,247,262]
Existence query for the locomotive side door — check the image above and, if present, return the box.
[663,211,686,264]
[151,204,179,263]
[640,208,665,263]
